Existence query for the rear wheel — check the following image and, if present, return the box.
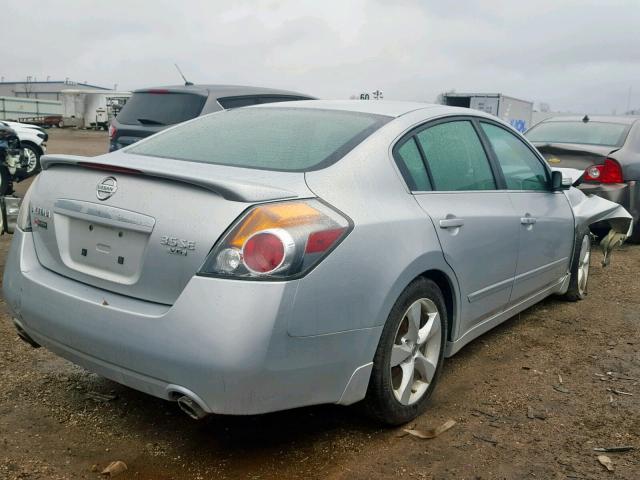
[564,234,591,301]
[364,278,447,425]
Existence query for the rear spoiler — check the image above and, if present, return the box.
[535,142,619,157]
[40,154,298,203]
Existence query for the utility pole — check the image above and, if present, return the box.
[24,76,33,98]
[626,86,632,114]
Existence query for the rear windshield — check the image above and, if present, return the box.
[125,108,390,171]
[116,92,206,126]
[525,121,630,147]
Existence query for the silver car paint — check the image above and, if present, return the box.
[2,101,633,415]
[4,229,382,414]
[507,190,573,302]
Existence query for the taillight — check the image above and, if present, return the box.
[108,124,116,140]
[583,158,623,183]
[199,199,351,279]
[243,229,293,274]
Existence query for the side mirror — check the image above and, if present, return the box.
[551,170,571,191]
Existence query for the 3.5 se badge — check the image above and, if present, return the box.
[160,236,196,256]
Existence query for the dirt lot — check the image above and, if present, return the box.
[1,129,639,479]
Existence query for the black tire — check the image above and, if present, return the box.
[0,167,13,196]
[628,223,640,244]
[364,277,448,425]
[564,233,591,302]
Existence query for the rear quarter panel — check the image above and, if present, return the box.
[294,111,460,338]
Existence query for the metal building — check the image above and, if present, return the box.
[0,80,110,101]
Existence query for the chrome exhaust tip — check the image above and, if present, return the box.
[176,395,208,420]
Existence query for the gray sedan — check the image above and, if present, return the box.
[3,101,631,425]
[526,115,640,242]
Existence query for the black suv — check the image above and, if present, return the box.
[109,84,314,151]
[0,124,25,195]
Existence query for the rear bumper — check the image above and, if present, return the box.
[3,230,379,415]
[579,181,640,223]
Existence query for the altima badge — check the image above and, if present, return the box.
[97,177,118,201]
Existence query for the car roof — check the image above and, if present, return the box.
[540,115,640,125]
[133,84,315,99]
[254,99,493,119]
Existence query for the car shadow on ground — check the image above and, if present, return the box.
[76,369,382,456]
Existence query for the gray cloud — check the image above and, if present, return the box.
[2,0,638,113]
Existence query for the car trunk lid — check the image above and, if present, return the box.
[534,143,618,170]
[30,154,313,305]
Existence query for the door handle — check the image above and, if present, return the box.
[439,218,465,229]
[520,216,537,225]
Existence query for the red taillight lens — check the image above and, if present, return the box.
[305,228,346,254]
[199,200,351,279]
[243,231,286,273]
[108,124,116,140]
[583,158,623,183]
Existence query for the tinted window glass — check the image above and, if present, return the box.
[482,123,548,191]
[416,121,495,191]
[217,96,260,109]
[127,108,390,172]
[396,137,431,191]
[116,92,206,126]
[525,121,629,147]
[258,96,309,104]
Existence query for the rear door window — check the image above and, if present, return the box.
[481,123,549,191]
[415,120,496,191]
[395,137,432,191]
[116,92,206,126]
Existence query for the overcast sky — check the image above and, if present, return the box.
[3,0,639,113]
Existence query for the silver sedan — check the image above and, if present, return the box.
[3,101,631,425]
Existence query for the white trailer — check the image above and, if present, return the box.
[440,93,533,133]
[60,89,131,129]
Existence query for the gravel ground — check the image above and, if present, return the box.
[1,129,638,479]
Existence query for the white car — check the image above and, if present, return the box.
[0,120,48,174]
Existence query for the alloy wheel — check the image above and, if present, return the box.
[390,298,442,405]
[23,147,38,173]
[577,235,591,296]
